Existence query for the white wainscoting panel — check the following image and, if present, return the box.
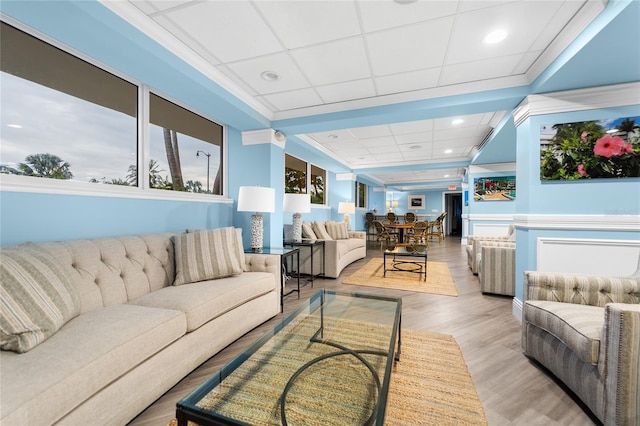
[537,238,640,276]
[472,223,511,237]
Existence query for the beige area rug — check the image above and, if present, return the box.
[168,328,486,425]
[342,258,458,297]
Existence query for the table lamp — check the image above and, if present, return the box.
[338,202,356,230]
[237,186,275,252]
[283,193,311,243]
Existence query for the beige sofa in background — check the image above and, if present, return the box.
[0,228,280,425]
[286,221,366,279]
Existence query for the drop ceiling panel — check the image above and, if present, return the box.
[225,53,310,94]
[374,68,441,95]
[290,38,371,86]
[254,1,361,49]
[366,18,455,76]
[263,88,323,110]
[358,0,458,33]
[316,79,376,104]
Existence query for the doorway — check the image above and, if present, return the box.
[445,192,462,236]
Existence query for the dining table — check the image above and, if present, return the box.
[384,222,415,244]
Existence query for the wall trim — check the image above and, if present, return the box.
[468,163,517,174]
[512,297,523,323]
[513,81,640,126]
[0,175,233,204]
[514,214,640,231]
[336,173,356,181]
[241,129,285,148]
[463,214,514,221]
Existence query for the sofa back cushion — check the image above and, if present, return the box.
[312,221,332,240]
[301,222,317,241]
[0,243,80,353]
[36,234,176,314]
[173,227,244,286]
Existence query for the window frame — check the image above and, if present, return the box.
[355,181,367,209]
[0,19,230,204]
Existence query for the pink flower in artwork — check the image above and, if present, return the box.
[593,134,625,158]
[577,164,588,177]
[581,131,589,141]
[622,143,633,154]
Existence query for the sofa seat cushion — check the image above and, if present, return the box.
[0,304,186,426]
[524,300,604,365]
[131,271,276,332]
[339,237,366,254]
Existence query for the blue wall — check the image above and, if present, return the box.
[514,103,640,301]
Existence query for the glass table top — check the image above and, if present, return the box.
[176,289,402,426]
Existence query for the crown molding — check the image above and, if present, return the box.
[514,214,640,231]
[468,162,517,174]
[513,81,640,126]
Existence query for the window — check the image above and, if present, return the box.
[284,154,306,194]
[0,22,226,198]
[310,165,325,204]
[356,181,367,208]
[0,22,137,184]
[284,154,325,204]
[149,94,223,194]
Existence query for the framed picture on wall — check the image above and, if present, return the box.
[408,195,425,210]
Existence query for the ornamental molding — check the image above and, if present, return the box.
[513,214,640,231]
[336,173,356,181]
[241,129,285,148]
[512,81,640,127]
[462,214,514,221]
[468,163,517,174]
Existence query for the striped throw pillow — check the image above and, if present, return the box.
[325,221,349,240]
[0,244,80,353]
[312,221,333,240]
[301,222,317,241]
[173,227,243,285]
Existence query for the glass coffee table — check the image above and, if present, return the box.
[384,245,428,281]
[176,289,402,426]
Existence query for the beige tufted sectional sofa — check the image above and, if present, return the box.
[0,228,280,425]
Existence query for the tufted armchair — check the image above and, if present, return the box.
[479,244,515,296]
[522,271,640,425]
[466,224,515,274]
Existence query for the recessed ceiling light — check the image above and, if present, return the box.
[444,149,453,154]
[444,174,450,178]
[7,124,22,129]
[328,134,338,139]
[484,29,507,44]
[451,119,464,125]
[260,71,279,82]
[409,145,422,150]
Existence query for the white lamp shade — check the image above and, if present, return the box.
[338,202,356,214]
[283,193,311,213]
[392,200,399,208]
[237,186,275,213]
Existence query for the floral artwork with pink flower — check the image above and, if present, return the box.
[593,134,625,157]
[540,116,639,180]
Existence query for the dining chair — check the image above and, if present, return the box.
[427,212,447,243]
[404,212,416,224]
[365,212,375,241]
[408,221,429,247]
[373,220,397,250]
[386,211,397,223]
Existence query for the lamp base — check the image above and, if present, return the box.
[250,213,263,251]
[344,214,351,231]
[292,213,302,243]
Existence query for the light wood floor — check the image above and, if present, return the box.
[128,237,599,426]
